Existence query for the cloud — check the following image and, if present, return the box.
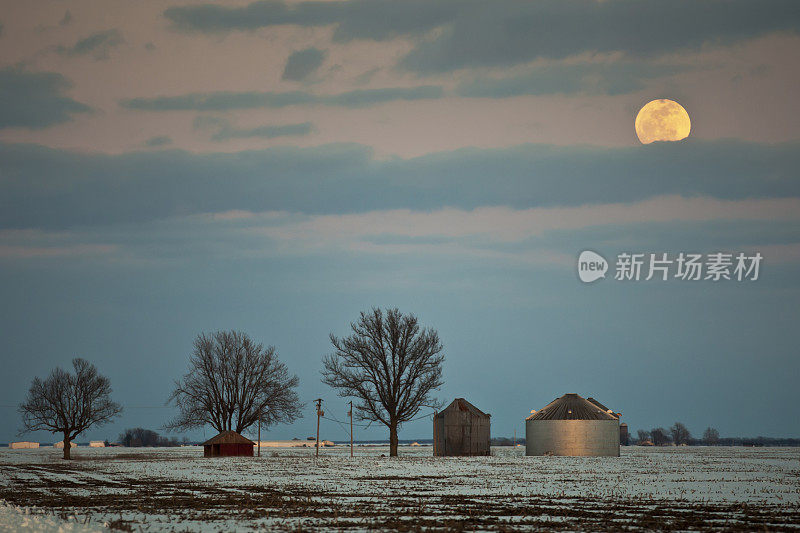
[248,196,800,252]
[282,48,326,81]
[0,243,115,260]
[164,0,800,71]
[194,116,313,141]
[164,0,463,42]
[401,0,800,73]
[0,67,92,129]
[144,136,173,147]
[56,29,123,60]
[1,139,800,230]
[457,62,693,98]
[4,196,799,266]
[120,86,443,111]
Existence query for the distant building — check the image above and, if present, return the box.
[433,398,491,456]
[89,441,105,448]
[526,393,620,457]
[9,442,39,449]
[202,431,255,457]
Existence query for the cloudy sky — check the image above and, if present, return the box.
[1,0,799,445]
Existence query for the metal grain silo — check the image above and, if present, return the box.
[526,393,620,457]
[433,398,491,456]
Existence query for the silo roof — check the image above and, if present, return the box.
[527,393,618,421]
[437,398,490,418]
[587,397,621,419]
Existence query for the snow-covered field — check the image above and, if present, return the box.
[1,445,798,531]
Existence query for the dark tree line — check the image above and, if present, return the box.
[630,424,800,447]
[635,423,692,446]
[119,427,185,447]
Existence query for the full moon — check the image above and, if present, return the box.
[634,99,691,144]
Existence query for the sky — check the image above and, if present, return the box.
[1,0,799,445]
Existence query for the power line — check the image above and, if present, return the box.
[0,404,173,409]
[321,409,435,429]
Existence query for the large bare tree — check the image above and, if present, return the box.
[167,331,302,435]
[19,358,122,460]
[322,308,445,457]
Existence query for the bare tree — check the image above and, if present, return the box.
[703,427,720,445]
[636,429,650,445]
[670,422,692,445]
[322,307,445,457]
[19,358,122,460]
[167,331,302,435]
[650,427,671,446]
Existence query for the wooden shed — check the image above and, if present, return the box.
[433,398,491,456]
[202,431,255,457]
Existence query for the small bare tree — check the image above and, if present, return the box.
[636,429,650,445]
[703,426,720,445]
[19,358,122,460]
[166,331,302,435]
[322,308,444,457]
[670,422,692,445]
[650,427,671,446]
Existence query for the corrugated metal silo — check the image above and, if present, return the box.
[526,393,620,457]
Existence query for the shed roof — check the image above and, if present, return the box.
[437,398,490,418]
[527,393,618,421]
[202,430,255,446]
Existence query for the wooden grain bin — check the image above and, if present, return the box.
[433,398,491,456]
[202,431,255,457]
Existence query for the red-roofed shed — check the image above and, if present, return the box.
[202,431,255,457]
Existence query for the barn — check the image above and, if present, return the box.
[433,398,491,456]
[202,431,255,457]
[526,393,620,457]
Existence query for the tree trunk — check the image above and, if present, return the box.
[63,435,71,460]
[389,421,398,457]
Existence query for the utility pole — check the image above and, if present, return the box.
[349,400,354,458]
[433,411,438,456]
[513,428,516,447]
[315,398,323,458]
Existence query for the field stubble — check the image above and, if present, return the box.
[0,445,798,531]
